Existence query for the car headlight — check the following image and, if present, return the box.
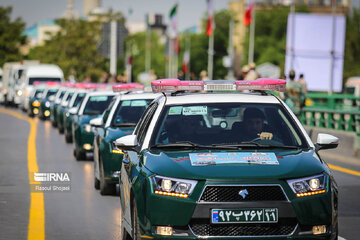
[83,124,92,132]
[45,101,51,108]
[32,100,41,107]
[16,90,23,96]
[151,175,197,198]
[287,174,327,197]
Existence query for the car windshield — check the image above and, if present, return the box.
[72,93,86,108]
[111,99,153,126]
[150,103,308,149]
[29,77,61,85]
[46,89,58,98]
[83,95,114,115]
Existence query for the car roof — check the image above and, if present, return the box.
[87,91,116,96]
[120,92,162,100]
[163,92,281,105]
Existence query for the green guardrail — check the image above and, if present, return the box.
[300,107,360,134]
[306,93,360,110]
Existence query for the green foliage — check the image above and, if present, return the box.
[0,7,26,66]
[242,6,310,71]
[343,8,360,81]
[28,18,106,82]
[126,31,166,80]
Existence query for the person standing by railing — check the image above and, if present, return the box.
[284,70,305,118]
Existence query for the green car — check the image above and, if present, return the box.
[39,86,58,120]
[72,91,115,160]
[92,92,159,195]
[64,89,87,143]
[27,86,44,117]
[57,89,75,134]
[51,87,67,127]
[115,79,339,240]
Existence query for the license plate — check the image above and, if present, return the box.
[211,208,278,224]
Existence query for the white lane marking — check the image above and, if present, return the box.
[339,236,346,240]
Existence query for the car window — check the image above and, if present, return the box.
[111,99,153,127]
[135,102,158,145]
[150,103,308,148]
[83,95,114,115]
[72,93,86,108]
[102,97,117,124]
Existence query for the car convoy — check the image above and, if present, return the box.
[0,63,340,240]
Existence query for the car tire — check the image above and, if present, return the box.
[75,149,86,161]
[94,177,100,190]
[99,161,116,195]
[52,121,57,128]
[65,133,72,143]
[58,126,64,134]
[132,198,141,240]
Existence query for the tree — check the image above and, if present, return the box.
[28,18,106,82]
[343,8,360,81]
[0,7,26,66]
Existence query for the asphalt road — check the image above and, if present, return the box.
[0,106,359,240]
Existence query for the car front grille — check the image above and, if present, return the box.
[200,185,287,202]
[189,218,297,237]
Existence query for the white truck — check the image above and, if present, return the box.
[19,64,64,111]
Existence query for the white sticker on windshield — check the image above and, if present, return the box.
[131,100,147,106]
[183,106,207,115]
[169,106,182,115]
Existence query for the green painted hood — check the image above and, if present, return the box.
[143,149,327,180]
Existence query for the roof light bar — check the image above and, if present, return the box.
[151,78,286,93]
[151,79,204,93]
[112,83,145,92]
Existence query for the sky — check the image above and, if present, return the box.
[0,0,234,31]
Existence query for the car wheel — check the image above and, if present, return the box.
[94,177,100,190]
[132,198,141,240]
[52,121,57,128]
[58,126,64,134]
[65,133,73,143]
[99,161,116,195]
[75,149,86,161]
[120,210,132,240]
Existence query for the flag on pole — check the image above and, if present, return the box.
[244,0,254,26]
[174,35,180,53]
[206,0,214,36]
[169,4,178,38]
[182,50,190,74]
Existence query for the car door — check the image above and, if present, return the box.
[120,102,158,232]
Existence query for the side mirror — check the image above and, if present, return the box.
[315,133,339,151]
[69,107,78,115]
[90,117,103,127]
[61,101,68,107]
[114,135,138,151]
[36,93,43,98]
[49,95,55,101]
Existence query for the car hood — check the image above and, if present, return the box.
[79,114,102,125]
[143,149,327,180]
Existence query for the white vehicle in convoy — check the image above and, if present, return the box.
[2,61,40,106]
[20,64,64,111]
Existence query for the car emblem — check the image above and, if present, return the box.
[239,189,248,199]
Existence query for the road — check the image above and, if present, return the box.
[0,106,359,240]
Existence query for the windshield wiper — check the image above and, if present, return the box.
[151,141,237,150]
[213,142,301,150]
[112,123,137,127]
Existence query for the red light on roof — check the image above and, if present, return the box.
[112,83,145,92]
[151,79,204,93]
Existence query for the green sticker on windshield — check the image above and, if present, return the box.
[183,106,207,115]
[169,106,182,115]
[90,96,108,102]
[131,100,147,106]
[122,100,131,106]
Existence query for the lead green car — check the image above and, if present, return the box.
[115,79,339,240]
[72,91,115,160]
[92,92,159,195]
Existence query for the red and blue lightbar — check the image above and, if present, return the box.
[75,83,100,89]
[33,81,60,86]
[112,83,145,92]
[151,78,286,93]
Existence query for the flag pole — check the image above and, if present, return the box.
[186,33,191,80]
[289,0,295,70]
[145,14,151,73]
[208,32,214,80]
[329,0,336,95]
[248,2,255,64]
